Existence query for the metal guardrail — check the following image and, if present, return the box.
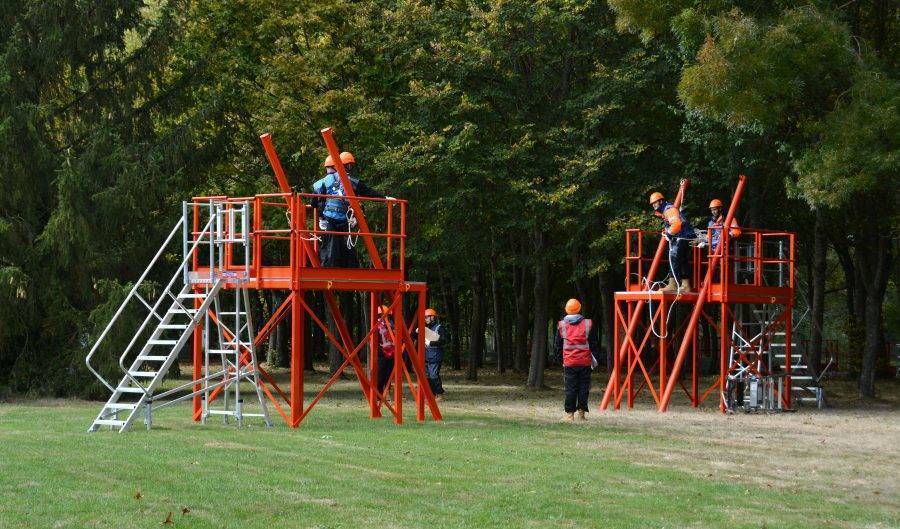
[84,201,225,393]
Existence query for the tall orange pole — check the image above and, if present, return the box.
[260,133,292,194]
[320,127,384,269]
[658,175,746,412]
[600,179,689,410]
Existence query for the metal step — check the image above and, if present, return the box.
[136,355,169,362]
[168,308,198,314]
[148,339,178,346]
[116,387,146,394]
[104,403,138,411]
[128,371,158,378]
[178,293,208,299]
[791,375,814,381]
[159,324,189,330]
[93,419,127,427]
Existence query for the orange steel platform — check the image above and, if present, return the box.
[185,128,441,428]
[601,176,798,413]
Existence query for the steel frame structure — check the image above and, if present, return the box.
[186,128,441,427]
[601,176,797,413]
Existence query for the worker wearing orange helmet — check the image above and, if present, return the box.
[412,307,449,400]
[707,198,741,252]
[649,191,697,292]
[553,299,598,422]
[375,304,397,394]
[311,150,396,267]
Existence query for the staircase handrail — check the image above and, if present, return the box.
[117,214,217,393]
[85,203,216,393]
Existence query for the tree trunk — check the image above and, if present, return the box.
[527,228,550,389]
[514,262,530,372]
[466,271,486,381]
[490,247,504,374]
[599,269,615,372]
[857,223,892,398]
[809,211,827,377]
[440,269,462,370]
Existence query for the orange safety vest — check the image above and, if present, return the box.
[559,318,593,367]
[377,319,395,359]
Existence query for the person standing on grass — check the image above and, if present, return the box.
[554,298,599,422]
[412,308,449,401]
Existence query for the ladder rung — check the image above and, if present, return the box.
[159,324,189,330]
[137,355,169,362]
[178,293,207,299]
[169,308,198,314]
[104,403,138,410]
[217,311,243,316]
[148,339,178,345]
[117,387,146,394]
[791,375,813,380]
[128,371,158,378]
[209,349,238,354]
[94,419,127,426]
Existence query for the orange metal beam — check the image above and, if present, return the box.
[658,175,747,411]
[601,179,689,410]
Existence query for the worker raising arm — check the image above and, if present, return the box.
[649,191,696,293]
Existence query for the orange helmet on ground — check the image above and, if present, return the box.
[709,199,723,208]
[340,151,356,165]
[565,298,581,315]
[425,308,438,317]
[649,192,664,205]
[323,155,336,167]
[377,304,390,316]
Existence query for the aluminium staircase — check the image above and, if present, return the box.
[86,200,271,432]
[88,282,223,432]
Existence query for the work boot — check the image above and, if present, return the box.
[680,279,692,293]
[577,410,587,421]
[661,278,678,292]
[561,412,575,422]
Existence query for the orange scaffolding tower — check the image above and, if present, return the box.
[600,176,798,413]
[184,128,442,427]
[86,127,441,432]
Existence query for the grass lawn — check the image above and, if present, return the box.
[0,372,898,529]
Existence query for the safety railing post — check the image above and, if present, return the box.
[182,201,189,285]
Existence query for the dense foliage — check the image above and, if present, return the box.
[1,0,896,397]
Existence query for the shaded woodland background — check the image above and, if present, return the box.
[0,0,896,398]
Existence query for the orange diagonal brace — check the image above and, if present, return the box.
[260,133,292,194]
[320,127,384,269]
[659,175,747,411]
[601,179,689,410]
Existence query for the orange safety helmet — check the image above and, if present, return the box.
[323,154,336,168]
[709,198,723,208]
[425,308,438,317]
[340,151,356,165]
[565,298,581,315]
[649,192,664,205]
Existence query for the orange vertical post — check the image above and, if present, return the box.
[369,292,381,418]
[393,297,403,424]
[659,175,746,412]
[290,291,304,428]
[416,290,426,422]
